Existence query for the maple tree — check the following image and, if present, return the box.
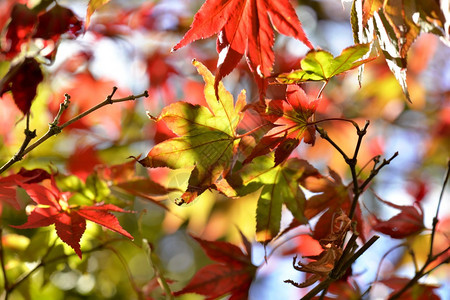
[0,0,449,299]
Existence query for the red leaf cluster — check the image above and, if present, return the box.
[172,0,313,94]
[12,176,133,258]
[1,3,82,59]
[301,168,365,241]
[0,3,82,114]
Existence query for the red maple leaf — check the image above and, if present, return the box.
[244,85,318,166]
[174,234,257,300]
[379,277,440,300]
[66,145,102,181]
[0,168,50,209]
[33,4,82,42]
[172,0,313,95]
[0,58,43,115]
[12,177,133,258]
[301,168,365,242]
[370,197,424,239]
[1,3,37,59]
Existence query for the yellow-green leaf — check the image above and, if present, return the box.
[86,0,111,29]
[139,60,246,204]
[277,43,375,84]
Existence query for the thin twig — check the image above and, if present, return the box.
[315,126,349,161]
[106,245,144,300]
[429,160,449,260]
[358,152,398,193]
[301,235,379,299]
[347,121,370,219]
[146,241,174,300]
[0,229,9,294]
[317,81,328,99]
[0,88,148,175]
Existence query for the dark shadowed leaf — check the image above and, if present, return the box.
[0,58,43,115]
[371,197,424,239]
[174,235,256,299]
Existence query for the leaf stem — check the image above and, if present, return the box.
[308,118,358,128]
[234,123,275,139]
[317,81,328,99]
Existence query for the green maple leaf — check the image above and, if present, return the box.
[277,43,375,84]
[233,155,312,243]
[139,60,246,204]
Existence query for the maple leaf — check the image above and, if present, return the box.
[0,58,43,115]
[172,0,313,95]
[230,155,313,243]
[33,4,83,42]
[285,213,352,289]
[12,178,133,258]
[370,197,424,239]
[379,277,440,300]
[302,168,365,241]
[276,43,375,84]
[1,3,37,59]
[66,145,102,182]
[351,0,447,101]
[86,0,111,29]
[138,60,246,204]
[173,234,256,299]
[244,85,318,166]
[0,168,50,209]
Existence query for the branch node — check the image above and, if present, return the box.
[106,86,118,104]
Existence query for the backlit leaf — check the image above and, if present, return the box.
[12,177,133,258]
[244,85,318,166]
[86,0,111,29]
[277,43,374,84]
[172,0,313,95]
[139,60,246,203]
[0,58,43,115]
[233,156,310,243]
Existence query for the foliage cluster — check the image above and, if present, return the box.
[0,0,449,299]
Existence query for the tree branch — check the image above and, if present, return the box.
[0,88,148,175]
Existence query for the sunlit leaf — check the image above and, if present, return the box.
[86,0,111,29]
[277,43,375,84]
[139,60,246,204]
[232,156,310,243]
[172,0,313,95]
